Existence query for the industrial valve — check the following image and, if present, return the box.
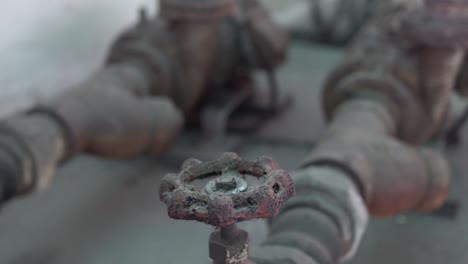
[159,152,295,264]
[0,0,289,204]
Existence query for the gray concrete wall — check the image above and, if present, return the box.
[0,0,157,118]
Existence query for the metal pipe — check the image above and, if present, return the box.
[220,224,239,242]
[0,148,21,203]
[250,100,449,263]
[251,167,368,264]
[0,60,183,203]
[251,2,461,262]
[304,99,451,217]
[45,62,182,158]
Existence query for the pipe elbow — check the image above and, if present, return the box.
[54,88,184,158]
[303,132,450,217]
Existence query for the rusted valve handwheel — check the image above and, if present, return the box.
[159,152,295,227]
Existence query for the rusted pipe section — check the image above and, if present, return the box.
[455,55,468,97]
[251,166,367,264]
[309,0,462,218]
[42,63,183,159]
[310,0,461,217]
[251,103,449,264]
[0,63,184,202]
[400,0,468,49]
[321,0,466,145]
[418,47,464,129]
[160,0,236,20]
[0,113,68,196]
[252,1,464,264]
[399,0,467,135]
[303,99,451,217]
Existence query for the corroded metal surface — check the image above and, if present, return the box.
[247,2,463,262]
[303,101,451,216]
[400,0,468,48]
[307,0,460,216]
[322,0,467,144]
[159,0,236,20]
[254,166,368,264]
[160,153,294,264]
[0,114,67,195]
[160,153,295,227]
[210,224,251,264]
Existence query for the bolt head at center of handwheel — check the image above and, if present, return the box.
[206,174,248,195]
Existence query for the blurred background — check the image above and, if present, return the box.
[0,0,157,117]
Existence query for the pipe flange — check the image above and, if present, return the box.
[160,0,236,20]
[426,0,468,16]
